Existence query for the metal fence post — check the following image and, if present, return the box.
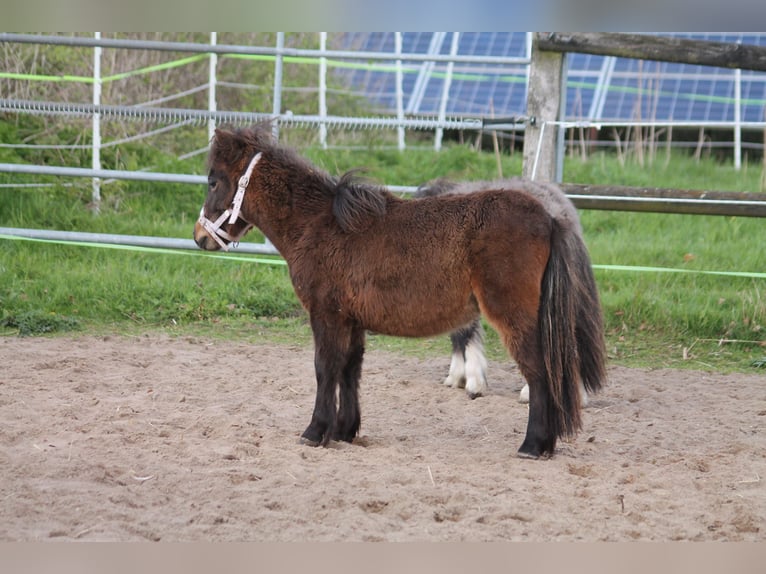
[92,32,102,212]
[272,32,284,142]
[395,32,405,151]
[319,32,328,149]
[435,32,459,151]
[208,32,218,144]
[734,67,742,171]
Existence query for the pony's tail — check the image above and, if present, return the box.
[571,232,608,397]
[539,218,607,439]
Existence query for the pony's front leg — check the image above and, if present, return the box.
[300,357,337,446]
[300,316,363,447]
[334,324,365,442]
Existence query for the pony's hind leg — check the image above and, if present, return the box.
[519,380,589,407]
[479,304,557,458]
[513,334,557,459]
[444,319,488,399]
[470,250,559,457]
[463,319,488,399]
[444,331,466,389]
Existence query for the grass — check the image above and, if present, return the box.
[0,309,81,336]
[1,141,765,373]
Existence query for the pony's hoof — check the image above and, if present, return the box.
[516,449,540,460]
[517,437,553,460]
[517,446,554,460]
[467,391,483,400]
[465,377,487,399]
[331,431,357,443]
[443,375,466,389]
[298,436,321,447]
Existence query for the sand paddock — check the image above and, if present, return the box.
[1,334,764,541]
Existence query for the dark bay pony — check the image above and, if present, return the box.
[415,177,597,407]
[194,124,607,459]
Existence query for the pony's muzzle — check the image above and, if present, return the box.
[193,221,222,251]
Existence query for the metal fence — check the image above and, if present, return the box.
[1,33,765,255]
[0,32,508,159]
[1,32,513,252]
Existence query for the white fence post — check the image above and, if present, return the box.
[319,32,328,149]
[272,32,284,142]
[395,32,405,151]
[208,32,218,144]
[734,67,742,171]
[434,32,459,151]
[92,32,102,212]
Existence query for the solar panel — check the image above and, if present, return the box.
[332,32,766,126]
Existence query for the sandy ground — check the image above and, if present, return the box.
[0,333,764,541]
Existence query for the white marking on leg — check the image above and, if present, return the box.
[444,350,466,388]
[464,339,488,398]
[518,382,589,406]
[579,381,589,407]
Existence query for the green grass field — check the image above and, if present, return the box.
[1,142,764,373]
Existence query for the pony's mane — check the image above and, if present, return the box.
[210,124,387,233]
[209,122,314,173]
[332,170,388,234]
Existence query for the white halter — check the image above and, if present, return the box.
[197,152,262,251]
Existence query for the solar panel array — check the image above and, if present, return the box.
[333,33,766,126]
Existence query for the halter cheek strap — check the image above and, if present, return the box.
[197,152,262,251]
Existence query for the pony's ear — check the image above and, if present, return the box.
[213,128,236,145]
[210,128,249,162]
[210,128,226,147]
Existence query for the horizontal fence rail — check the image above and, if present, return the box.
[2,161,763,218]
[0,227,278,255]
[537,33,766,73]
[0,99,484,132]
[562,185,766,217]
[0,162,205,185]
[0,33,532,66]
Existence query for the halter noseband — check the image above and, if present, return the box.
[197,152,262,251]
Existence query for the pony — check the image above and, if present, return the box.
[415,177,593,407]
[193,124,607,459]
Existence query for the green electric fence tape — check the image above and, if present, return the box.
[3,233,765,278]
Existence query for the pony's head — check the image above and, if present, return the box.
[193,124,272,251]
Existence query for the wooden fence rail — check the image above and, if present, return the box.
[562,185,766,218]
[537,32,766,73]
